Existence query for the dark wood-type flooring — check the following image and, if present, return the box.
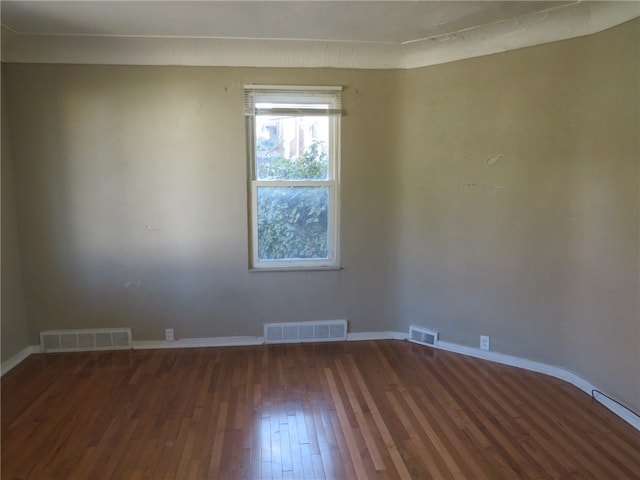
[2,340,639,479]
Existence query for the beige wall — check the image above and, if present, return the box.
[2,65,401,343]
[393,19,639,411]
[2,20,638,411]
[1,76,30,361]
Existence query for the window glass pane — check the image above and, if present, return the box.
[257,186,329,260]
[256,115,329,181]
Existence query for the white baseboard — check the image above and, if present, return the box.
[434,340,596,393]
[1,345,40,376]
[347,331,406,341]
[591,390,640,430]
[132,336,264,350]
[346,331,639,431]
[429,338,639,431]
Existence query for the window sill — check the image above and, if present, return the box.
[249,266,342,273]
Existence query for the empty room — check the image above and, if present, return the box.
[1,1,639,479]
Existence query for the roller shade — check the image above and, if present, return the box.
[244,85,343,116]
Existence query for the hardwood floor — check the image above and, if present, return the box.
[2,340,639,479]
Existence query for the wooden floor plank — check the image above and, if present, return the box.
[343,353,414,479]
[459,359,594,478]
[372,342,479,479]
[323,367,370,480]
[2,341,639,480]
[334,359,386,471]
[435,354,553,478]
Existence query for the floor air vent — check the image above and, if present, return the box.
[40,328,133,353]
[409,325,438,346]
[264,320,347,344]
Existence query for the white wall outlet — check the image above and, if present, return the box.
[165,328,175,341]
[480,335,490,351]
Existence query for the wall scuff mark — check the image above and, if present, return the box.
[486,153,503,165]
[144,224,164,231]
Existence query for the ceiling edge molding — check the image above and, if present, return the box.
[0,27,403,69]
[401,1,640,69]
[1,2,638,70]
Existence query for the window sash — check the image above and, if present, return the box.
[246,85,341,269]
[250,182,338,268]
[249,115,340,182]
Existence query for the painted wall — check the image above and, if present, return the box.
[1,76,30,361]
[393,19,639,412]
[2,65,400,343]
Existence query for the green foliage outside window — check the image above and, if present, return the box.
[257,139,328,180]
[257,141,329,260]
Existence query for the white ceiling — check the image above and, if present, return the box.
[1,1,577,43]
[1,1,638,69]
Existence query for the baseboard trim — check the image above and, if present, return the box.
[591,390,640,431]
[348,331,639,430]
[434,340,595,393]
[429,339,639,431]
[347,331,406,341]
[1,345,40,376]
[132,336,264,350]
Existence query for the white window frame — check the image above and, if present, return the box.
[245,85,342,270]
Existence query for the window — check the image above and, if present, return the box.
[245,85,342,269]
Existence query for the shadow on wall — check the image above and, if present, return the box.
[12,73,260,338]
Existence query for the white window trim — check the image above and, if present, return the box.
[245,85,342,270]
